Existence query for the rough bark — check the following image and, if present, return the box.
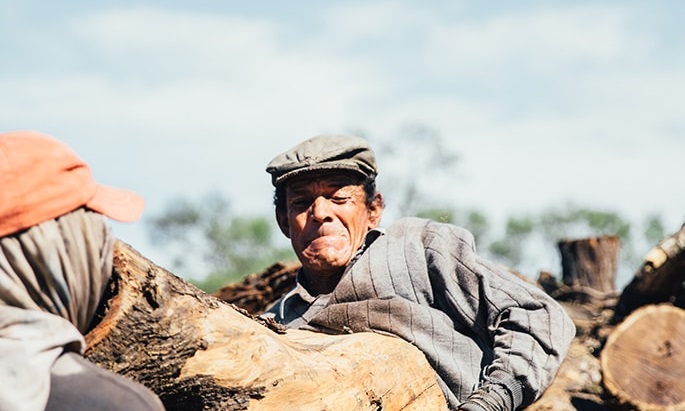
[84,241,447,411]
[213,261,299,315]
[558,235,620,294]
[615,224,685,320]
[600,304,685,411]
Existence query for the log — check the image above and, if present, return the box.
[558,235,620,294]
[615,224,685,319]
[84,241,446,411]
[600,304,685,411]
[213,261,299,315]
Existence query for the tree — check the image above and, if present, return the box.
[366,124,460,219]
[146,192,294,292]
[487,215,536,268]
[483,205,667,286]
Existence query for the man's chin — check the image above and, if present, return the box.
[304,236,349,254]
[299,237,352,271]
[300,253,350,275]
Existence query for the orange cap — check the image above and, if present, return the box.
[0,130,145,237]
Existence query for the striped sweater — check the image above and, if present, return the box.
[265,217,575,410]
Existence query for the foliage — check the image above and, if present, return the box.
[368,124,460,218]
[643,213,666,246]
[146,192,295,293]
[446,204,667,286]
[487,215,536,267]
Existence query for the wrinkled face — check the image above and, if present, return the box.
[277,173,383,283]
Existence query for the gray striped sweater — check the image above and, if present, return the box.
[265,217,575,410]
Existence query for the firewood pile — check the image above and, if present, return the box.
[85,223,685,410]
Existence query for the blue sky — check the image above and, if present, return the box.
[2,1,684,279]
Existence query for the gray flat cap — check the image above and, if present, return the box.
[266,134,377,187]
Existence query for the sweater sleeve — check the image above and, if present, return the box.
[422,221,576,410]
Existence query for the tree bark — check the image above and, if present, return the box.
[84,241,447,411]
[558,235,620,294]
[212,261,299,315]
[600,304,685,411]
[615,224,685,320]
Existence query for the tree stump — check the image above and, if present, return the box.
[84,241,447,411]
[600,304,685,411]
[558,235,620,294]
[615,224,685,319]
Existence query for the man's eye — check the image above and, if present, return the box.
[289,198,311,209]
[330,196,350,204]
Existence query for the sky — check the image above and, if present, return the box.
[1,1,683,282]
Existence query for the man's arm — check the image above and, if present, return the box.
[424,221,576,410]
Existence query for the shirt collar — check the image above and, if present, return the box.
[280,227,386,317]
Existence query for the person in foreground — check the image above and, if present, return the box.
[262,134,576,411]
[0,131,164,411]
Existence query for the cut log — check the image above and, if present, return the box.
[600,304,685,411]
[615,224,685,320]
[212,261,299,315]
[84,241,447,411]
[558,235,620,294]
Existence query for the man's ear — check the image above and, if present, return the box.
[275,208,291,238]
[367,192,384,229]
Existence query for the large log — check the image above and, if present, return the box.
[84,241,446,411]
[600,304,685,411]
[615,223,685,319]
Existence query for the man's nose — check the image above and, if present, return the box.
[310,196,334,222]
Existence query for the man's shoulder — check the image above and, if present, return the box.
[387,217,475,245]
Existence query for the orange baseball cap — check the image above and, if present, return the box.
[0,130,145,237]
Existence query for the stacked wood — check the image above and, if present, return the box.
[531,229,685,411]
[212,261,299,315]
[595,224,685,410]
[601,304,685,411]
[85,241,446,411]
[614,224,685,320]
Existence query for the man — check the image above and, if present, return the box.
[263,134,575,411]
[0,131,164,411]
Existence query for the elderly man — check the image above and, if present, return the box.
[263,135,575,411]
[0,131,164,411]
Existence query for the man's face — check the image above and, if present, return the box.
[277,172,382,282]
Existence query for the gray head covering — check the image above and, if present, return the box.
[266,134,378,187]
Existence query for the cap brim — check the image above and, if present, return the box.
[275,163,370,187]
[86,184,145,222]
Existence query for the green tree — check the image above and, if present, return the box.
[480,205,667,287]
[643,213,666,246]
[416,208,491,246]
[146,192,294,292]
[367,124,460,218]
[488,215,536,267]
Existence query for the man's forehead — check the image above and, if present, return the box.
[285,172,362,192]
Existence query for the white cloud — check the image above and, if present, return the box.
[2,1,684,273]
[424,5,646,76]
[71,8,277,75]
[321,1,438,43]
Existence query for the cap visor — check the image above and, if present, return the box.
[86,184,145,222]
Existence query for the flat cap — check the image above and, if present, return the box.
[266,134,377,187]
